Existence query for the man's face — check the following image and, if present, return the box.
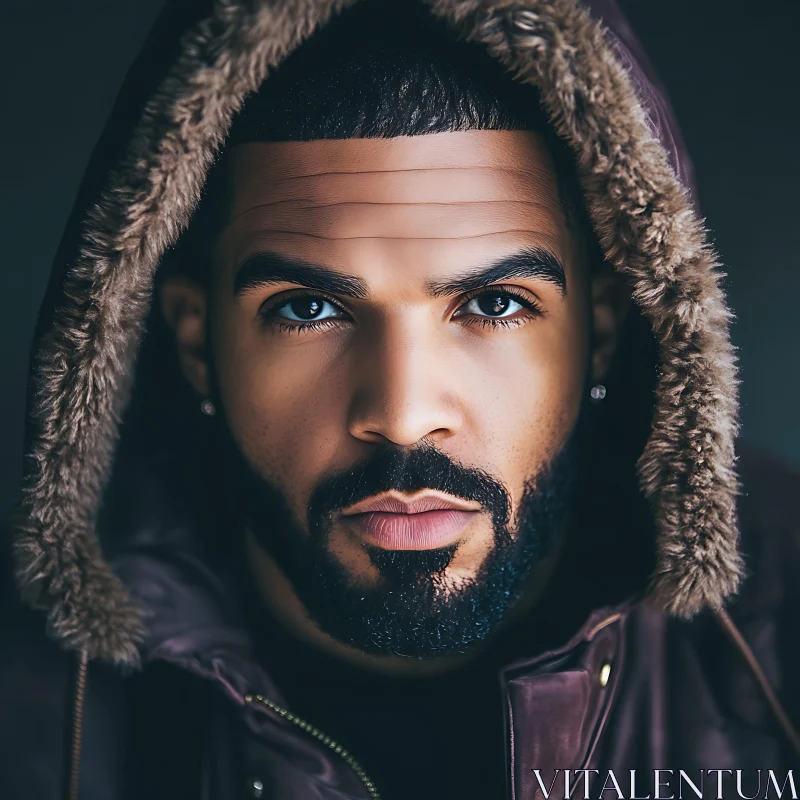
[166,130,602,662]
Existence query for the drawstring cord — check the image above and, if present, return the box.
[68,650,89,800]
[713,607,800,758]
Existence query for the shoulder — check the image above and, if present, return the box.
[731,448,800,728]
[0,543,142,798]
[0,602,72,799]
[735,446,800,615]
[0,540,211,800]
[660,447,800,764]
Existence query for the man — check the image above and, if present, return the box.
[2,0,799,798]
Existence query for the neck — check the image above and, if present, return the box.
[242,526,566,678]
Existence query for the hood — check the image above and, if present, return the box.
[12,0,740,667]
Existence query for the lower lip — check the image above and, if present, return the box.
[343,510,479,550]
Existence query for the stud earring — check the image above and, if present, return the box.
[200,398,216,416]
[590,384,607,401]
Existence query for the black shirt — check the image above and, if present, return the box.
[251,609,510,800]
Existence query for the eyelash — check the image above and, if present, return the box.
[260,285,543,335]
[260,291,348,335]
[455,286,543,330]
[273,319,340,335]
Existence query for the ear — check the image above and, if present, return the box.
[590,266,631,384]
[160,275,210,396]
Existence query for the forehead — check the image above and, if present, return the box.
[216,130,577,283]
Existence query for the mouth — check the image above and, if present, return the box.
[339,490,482,550]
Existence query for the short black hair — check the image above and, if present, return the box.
[228,0,539,142]
[164,0,592,283]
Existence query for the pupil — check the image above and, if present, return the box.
[292,297,322,320]
[478,294,510,316]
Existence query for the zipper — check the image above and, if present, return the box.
[69,650,89,800]
[245,693,381,800]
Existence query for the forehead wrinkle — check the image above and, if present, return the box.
[226,198,563,229]
[269,164,553,180]
[245,165,555,200]
[230,229,551,242]
[254,199,558,209]
[223,133,573,257]
[231,164,563,222]
[227,191,567,243]
[235,164,555,196]
[230,131,558,176]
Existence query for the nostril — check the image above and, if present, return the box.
[356,429,397,445]
[423,427,456,444]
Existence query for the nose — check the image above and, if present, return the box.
[347,318,463,447]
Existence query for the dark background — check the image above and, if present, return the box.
[2,0,799,514]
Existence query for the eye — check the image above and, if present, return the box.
[460,291,526,318]
[452,285,543,330]
[271,295,345,322]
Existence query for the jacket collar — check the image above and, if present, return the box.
[501,606,629,799]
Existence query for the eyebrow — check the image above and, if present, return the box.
[426,247,567,297]
[233,246,566,299]
[234,252,369,298]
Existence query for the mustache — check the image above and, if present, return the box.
[306,443,511,537]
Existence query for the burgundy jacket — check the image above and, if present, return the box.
[3,0,799,798]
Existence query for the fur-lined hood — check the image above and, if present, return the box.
[12,0,740,666]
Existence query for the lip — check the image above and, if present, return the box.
[339,491,481,550]
[341,490,481,517]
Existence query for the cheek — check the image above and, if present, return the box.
[461,303,588,506]
[211,307,353,508]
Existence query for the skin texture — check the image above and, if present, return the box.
[162,130,628,673]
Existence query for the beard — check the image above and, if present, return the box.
[225,418,584,659]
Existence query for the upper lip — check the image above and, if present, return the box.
[340,490,481,516]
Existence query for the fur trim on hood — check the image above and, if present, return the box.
[12,0,741,665]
